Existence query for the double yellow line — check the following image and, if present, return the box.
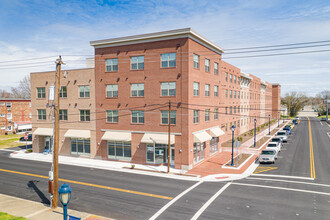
[307,117,316,179]
[0,168,172,200]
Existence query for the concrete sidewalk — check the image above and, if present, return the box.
[0,194,113,220]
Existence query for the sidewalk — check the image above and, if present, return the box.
[7,121,289,182]
[0,194,113,220]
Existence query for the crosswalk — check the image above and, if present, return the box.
[253,166,278,174]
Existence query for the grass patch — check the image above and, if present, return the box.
[224,153,251,168]
[317,115,327,118]
[0,134,23,149]
[0,212,27,220]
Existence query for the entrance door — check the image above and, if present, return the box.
[45,136,52,151]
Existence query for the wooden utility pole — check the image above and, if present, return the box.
[167,101,171,173]
[52,56,62,209]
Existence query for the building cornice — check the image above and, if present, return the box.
[90,28,224,54]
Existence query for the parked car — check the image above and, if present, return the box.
[266,141,281,153]
[321,118,326,121]
[19,134,32,142]
[295,116,300,120]
[259,149,278,164]
[287,123,294,129]
[270,137,283,149]
[276,131,288,142]
[292,119,298,125]
[283,126,292,134]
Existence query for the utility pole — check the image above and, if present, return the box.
[52,56,62,209]
[167,100,171,173]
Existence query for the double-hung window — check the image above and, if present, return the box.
[225,90,228,98]
[193,82,199,96]
[214,86,218,97]
[131,56,144,70]
[234,76,237,83]
[230,74,233,82]
[60,86,67,98]
[205,84,210,96]
[7,113,12,120]
[234,106,236,113]
[80,110,90,121]
[193,54,199,68]
[107,110,118,123]
[214,62,218,74]
[234,91,237,98]
[214,108,218,120]
[59,109,68,120]
[106,84,118,97]
[205,59,210,72]
[106,58,118,72]
[161,82,176,96]
[238,91,240,99]
[132,110,144,123]
[79,86,90,98]
[161,53,176,68]
[131,83,144,97]
[37,87,46,99]
[38,109,46,120]
[205,109,210,121]
[193,110,199,123]
[161,110,176,125]
[230,90,232,98]
[225,72,228,81]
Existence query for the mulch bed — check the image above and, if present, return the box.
[224,153,251,168]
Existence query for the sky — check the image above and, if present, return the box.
[0,0,330,96]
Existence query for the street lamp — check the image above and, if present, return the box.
[278,112,280,128]
[268,114,271,135]
[231,125,236,166]
[58,183,72,220]
[254,118,257,148]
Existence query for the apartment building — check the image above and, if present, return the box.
[31,28,281,170]
[31,68,96,156]
[0,98,31,135]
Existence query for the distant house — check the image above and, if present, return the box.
[280,105,288,117]
[0,98,31,135]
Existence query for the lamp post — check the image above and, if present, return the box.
[254,118,257,148]
[268,114,271,135]
[278,112,280,128]
[231,125,236,166]
[58,183,72,220]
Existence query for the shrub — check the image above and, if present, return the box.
[131,164,135,169]
[26,149,32,153]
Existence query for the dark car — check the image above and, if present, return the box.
[321,118,326,121]
[292,119,298,125]
[19,134,32,141]
[283,126,291,135]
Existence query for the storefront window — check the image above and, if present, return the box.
[193,142,205,163]
[146,143,174,164]
[107,141,131,160]
[71,138,90,156]
[210,137,219,154]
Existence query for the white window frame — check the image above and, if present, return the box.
[161,82,176,96]
[193,54,199,68]
[205,59,210,72]
[193,110,199,123]
[214,86,218,97]
[38,109,46,120]
[193,82,199,96]
[161,53,176,68]
[131,83,144,97]
[205,109,210,121]
[106,58,118,72]
[6,113,12,120]
[214,108,218,120]
[131,110,144,124]
[37,87,46,99]
[205,84,210,96]
[80,110,90,121]
[131,56,144,70]
[214,62,218,74]
[106,84,118,98]
[79,86,90,98]
[107,110,118,123]
[60,86,67,98]
[161,110,176,125]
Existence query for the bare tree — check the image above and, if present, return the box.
[0,89,11,98]
[281,92,308,117]
[10,75,30,99]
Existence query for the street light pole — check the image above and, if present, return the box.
[268,114,271,135]
[254,118,257,148]
[231,125,235,166]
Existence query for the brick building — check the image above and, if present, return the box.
[31,28,281,170]
[0,98,31,135]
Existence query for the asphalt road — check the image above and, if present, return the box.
[0,116,329,219]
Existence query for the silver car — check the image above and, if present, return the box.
[259,149,278,164]
[276,131,288,142]
[271,137,283,149]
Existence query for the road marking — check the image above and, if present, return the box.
[327,132,330,138]
[25,207,49,218]
[253,167,278,174]
[149,181,203,220]
[307,117,316,179]
[0,168,172,200]
[251,173,314,180]
[0,149,16,152]
[191,182,231,220]
[320,121,323,126]
[246,177,330,187]
[232,182,330,196]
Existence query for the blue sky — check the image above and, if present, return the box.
[1,0,330,96]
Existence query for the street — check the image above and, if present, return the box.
[0,117,329,219]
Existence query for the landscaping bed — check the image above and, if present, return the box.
[0,134,23,149]
[224,153,251,168]
[0,212,26,220]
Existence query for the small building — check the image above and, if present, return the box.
[0,98,31,135]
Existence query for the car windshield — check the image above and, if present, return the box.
[277,132,286,135]
[267,144,277,147]
[272,138,280,142]
[261,150,275,155]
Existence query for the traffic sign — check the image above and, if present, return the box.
[24,133,28,140]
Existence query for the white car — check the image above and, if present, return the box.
[259,149,278,164]
[276,131,288,142]
[266,142,281,153]
[270,137,283,149]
